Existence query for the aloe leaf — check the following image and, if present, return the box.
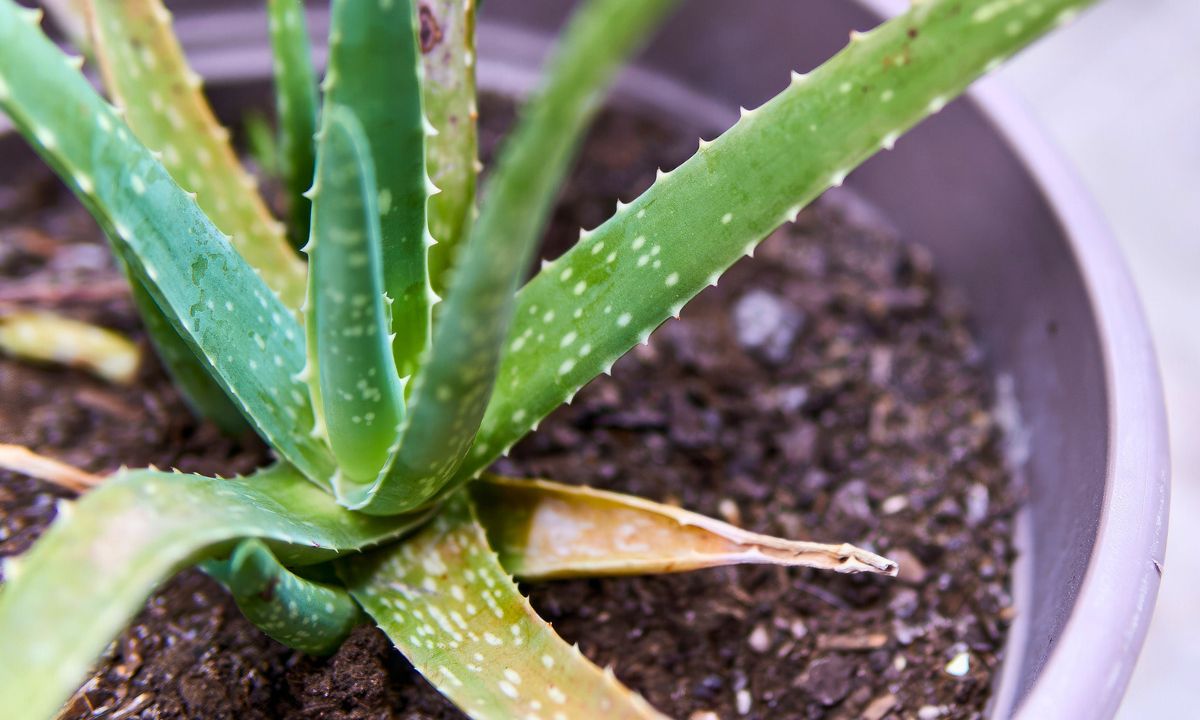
[323,0,431,380]
[339,0,680,516]
[36,0,256,432]
[244,110,282,178]
[306,105,405,483]
[472,475,897,580]
[268,0,319,250]
[340,492,666,720]
[0,3,336,484]
[86,0,307,308]
[421,0,479,294]
[0,310,139,385]
[0,464,430,720]
[458,0,1097,480]
[203,538,363,656]
[127,277,250,434]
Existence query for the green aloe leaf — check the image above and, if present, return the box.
[323,0,432,380]
[0,464,430,720]
[0,2,336,484]
[244,110,282,177]
[458,0,1097,480]
[204,538,363,656]
[86,0,307,308]
[472,475,897,579]
[127,277,250,434]
[340,492,666,720]
[305,105,405,483]
[267,0,320,250]
[338,0,680,516]
[421,0,479,294]
[34,0,258,432]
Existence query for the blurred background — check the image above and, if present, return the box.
[1000,0,1199,715]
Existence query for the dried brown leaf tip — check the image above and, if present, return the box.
[471,475,898,579]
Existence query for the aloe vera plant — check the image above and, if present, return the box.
[0,0,1096,717]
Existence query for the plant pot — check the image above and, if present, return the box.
[0,0,1168,718]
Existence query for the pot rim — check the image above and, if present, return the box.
[964,74,1168,720]
[854,3,1168,716]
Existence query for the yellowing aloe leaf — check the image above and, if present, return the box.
[0,310,139,385]
[422,0,479,294]
[340,492,667,720]
[472,475,898,580]
[86,0,307,308]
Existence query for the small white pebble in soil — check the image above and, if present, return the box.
[965,483,990,525]
[830,479,872,520]
[717,497,741,525]
[945,650,971,677]
[889,548,927,585]
[732,290,803,364]
[862,693,898,720]
[918,704,947,720]
[688,712,719,720]
[869,346,893,384]
[775,384,809,413]
[735,689,752,716]
[790,619,808,640]
[881,494,909,514]
[748,624,771,653]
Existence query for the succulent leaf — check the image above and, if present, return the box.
[340,492,667,720]
[0,4,336,484]
[0,464,430,720]
[85,0,307,309]
[306,105,405,483]
[472,475,898,579]
[458,0,1097,480]
[127,277,251,433]
[204,538,363,656]
[129,310,251,442]
[323,0,431,380]
[0,310,139,385]
[244,110,282,177]
[36,0,256,432]
[338,0,680,516]
[267,0,320,250]
[421,0,479,294]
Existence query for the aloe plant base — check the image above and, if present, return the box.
[0,0,1168,717]
[0,93,1022,717]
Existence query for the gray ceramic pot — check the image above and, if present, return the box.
[0,1,1169,717]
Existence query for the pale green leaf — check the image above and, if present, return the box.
[0,464,429,720]
[340,491,667,720]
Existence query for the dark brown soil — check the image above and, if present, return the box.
[0,95,1017,720]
